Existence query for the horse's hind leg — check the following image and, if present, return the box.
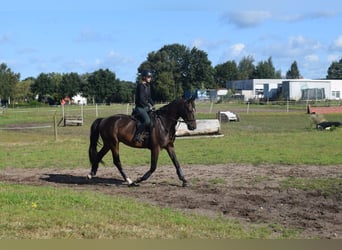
[87,146,110,179]
[111,144,133,185]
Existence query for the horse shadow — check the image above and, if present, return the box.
[40,173,125,187]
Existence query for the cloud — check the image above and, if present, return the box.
[107,50,135,65]
[221,9,336,28]
[230,43,245,56]
[279,11,336,22]
[74,29,113,43]
[327,54,341,63]
[191,38,205,48]
[304,54,319,63]
[0,34,11,43]
[91,50,135,70]
[17,48,37,55]
[222,10,272,28]
[266,35,323,58]
[331,35,342,51]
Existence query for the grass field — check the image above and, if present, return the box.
[1,102,342,168]
[0,102,341,239]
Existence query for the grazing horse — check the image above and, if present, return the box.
[87,97,196,187]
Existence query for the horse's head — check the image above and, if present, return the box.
[180,96,197,130]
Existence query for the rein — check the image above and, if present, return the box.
[153,98,195,134]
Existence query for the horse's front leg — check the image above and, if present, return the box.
[131,147,160,186]
[166,144,188,187]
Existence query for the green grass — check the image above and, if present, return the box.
[0,183,298,239]
[280,177,342,197]
[1,108,342,168]
[0,103,341,239]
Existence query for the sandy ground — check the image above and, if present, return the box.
[1,163,341,239]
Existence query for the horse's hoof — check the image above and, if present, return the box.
[126,177,133,185]
[87,172,95,180]
[128,182,140,187]
[182,181,189,187]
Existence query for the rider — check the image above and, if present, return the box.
[132,69,154,142]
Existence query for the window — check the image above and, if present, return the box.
[332,91,340,99]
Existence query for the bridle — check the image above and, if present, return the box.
[154,100,196,133]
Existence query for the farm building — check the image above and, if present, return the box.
[72,93,87,105]
[227,79,342,101]
[195,88,228,101]
[227,79,284,101]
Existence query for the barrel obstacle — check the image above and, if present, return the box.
[176,119,221,137]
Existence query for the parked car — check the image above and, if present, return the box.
[216,111,240,122]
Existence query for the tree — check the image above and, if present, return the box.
[0,63,20,103]
[87,69,117,103]
[111,80,135,103]
[237,56,255,79]
[31,73,61,103]
[214,61,238,87]
[188,47,215,89]
[13,78,34,103]
[326,58,342,79]
[60,72,81,98]
[138,43,215,101]
[254,57,277,79]
[286,61,301,79]
[140,47,182,101]
[79,73,91,98]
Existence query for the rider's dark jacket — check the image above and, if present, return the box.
[135,82,154,109]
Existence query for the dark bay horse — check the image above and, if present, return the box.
[87,97,196,187]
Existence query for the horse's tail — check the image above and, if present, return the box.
[88,118,104,165]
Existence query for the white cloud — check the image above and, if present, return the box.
[331,35,342,51]
[327,54,341,63]
[230,43,245,56]
[278,11,336,22]
[222,10,272,28]
[304,54,319,63]
[107,50,135,65]
[191,38,205,48]
[266,35,323,58]
[222,9,336,29]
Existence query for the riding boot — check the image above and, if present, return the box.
[133,124,145,143]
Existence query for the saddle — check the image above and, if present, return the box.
[131,108,156,143]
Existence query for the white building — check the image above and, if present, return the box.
[72,93,87,105]
[227,79,342,101]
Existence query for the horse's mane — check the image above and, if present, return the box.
[157,98,185,115]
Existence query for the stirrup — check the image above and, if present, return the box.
[133,133,144,143]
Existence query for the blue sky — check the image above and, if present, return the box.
[1,0,342,81]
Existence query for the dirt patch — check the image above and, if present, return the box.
[0,123,52,130]
[1,164,341,239]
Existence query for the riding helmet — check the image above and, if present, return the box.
[141,69,152,78]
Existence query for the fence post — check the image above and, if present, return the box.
[54,113,58,141]
[209,101,213,113]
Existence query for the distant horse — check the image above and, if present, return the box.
[88,97,196,187]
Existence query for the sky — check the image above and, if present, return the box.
[1,0,342,82]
